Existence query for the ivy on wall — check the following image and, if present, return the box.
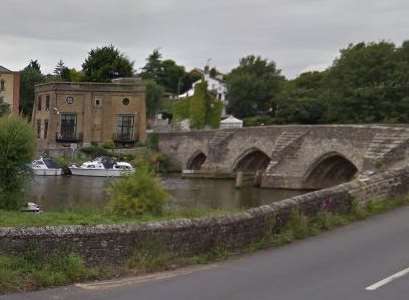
[172,81,222,129]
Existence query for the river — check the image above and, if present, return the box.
[26,175,306,212]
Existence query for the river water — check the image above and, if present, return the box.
[26,175,306,212]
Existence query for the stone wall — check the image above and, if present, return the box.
[1,167,409,266]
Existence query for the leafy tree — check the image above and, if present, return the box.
[141,49,189,94]
[20,60,45,116]
[145,80,164,118]
[82,45,134,82]
[0,116,36,210]
[226,55,284,118]
[160,59,186,94]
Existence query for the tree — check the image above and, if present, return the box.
[325,41,399,123]
[0,116,36,210]
[54,59,66,78]
[141,49,188,94]
[82,45,134,82]
[141,49,163,83]
[145,80,164,118]
[226,55,284,118]
[20,60,45,116]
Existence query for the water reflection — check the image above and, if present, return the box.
[27,175,306,212]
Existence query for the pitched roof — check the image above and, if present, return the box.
[0,66,12,73]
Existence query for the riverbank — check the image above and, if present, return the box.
[1,196,409,295]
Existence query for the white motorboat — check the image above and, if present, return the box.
[31,157,63,176]
[69,157,134,177]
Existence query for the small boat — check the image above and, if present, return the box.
[21,202,42,213]
[31,157,63,176]
[69,157,134,177]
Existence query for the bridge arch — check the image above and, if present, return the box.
[303,152,358,189]
[233,147,271,172]
[186,151,207,170]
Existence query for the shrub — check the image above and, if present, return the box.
[107,164,168,217]
[0,116,36,210]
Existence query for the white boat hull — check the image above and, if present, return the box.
[32,168,63,176]
[69,167,133,177]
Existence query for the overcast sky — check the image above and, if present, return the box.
[1,0,409,78]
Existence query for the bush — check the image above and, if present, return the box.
[107,165,168,217]
[0,116,36,210]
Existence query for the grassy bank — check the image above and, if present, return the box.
[0,208,237,228]
[1,197,409,295]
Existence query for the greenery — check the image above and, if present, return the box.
[20,60,45,116]
[107,165,169,217]
[82,45,134,82]
[0,116,36,210]
[1,196,409,294]
[0,208,234,228]
[0,252,102,294]
[141,49,201,95]
[226,55,284,118]
[172,81,223,129]
[145,79,164,118]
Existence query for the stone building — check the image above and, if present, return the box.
[32,79,146,151]
[0,66,20,113]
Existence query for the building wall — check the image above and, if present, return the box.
[0,71,20,113]
[32,82,146,150]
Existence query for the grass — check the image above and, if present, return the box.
[0,252,105,294]
[0,208,238,227]
[1,197,409,295]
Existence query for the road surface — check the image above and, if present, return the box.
[3,207,409,300]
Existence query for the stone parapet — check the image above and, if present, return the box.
[1,167,409,266]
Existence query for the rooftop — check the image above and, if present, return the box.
[0,66,12,73]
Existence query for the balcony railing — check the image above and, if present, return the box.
[56,132,83,143]
[113,133,137,144]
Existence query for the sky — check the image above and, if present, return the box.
[1,0,409,78]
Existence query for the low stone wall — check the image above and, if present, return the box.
[1,167,409,266]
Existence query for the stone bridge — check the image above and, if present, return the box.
[157,125,409,189]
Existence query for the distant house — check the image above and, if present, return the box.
[0,66,20,113]
[178,71,228,116]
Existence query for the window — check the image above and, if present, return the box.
[44,119,48,139]
[37,120,41,139]
[60,113,77,140]
[45,95,50,111]
[0,80,4,91]
[122,98,130,106]
[37,96,42,111]
[116,114,135,141]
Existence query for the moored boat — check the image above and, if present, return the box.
[31,157,63,176]
[69,157,134,177]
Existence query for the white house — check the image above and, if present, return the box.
[178,72,228,116]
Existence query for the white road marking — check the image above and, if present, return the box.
[366,267,409,291]
[76,264,218,291]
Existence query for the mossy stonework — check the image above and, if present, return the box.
[1,167,409,267]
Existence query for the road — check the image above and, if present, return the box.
[3,207,409,300]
